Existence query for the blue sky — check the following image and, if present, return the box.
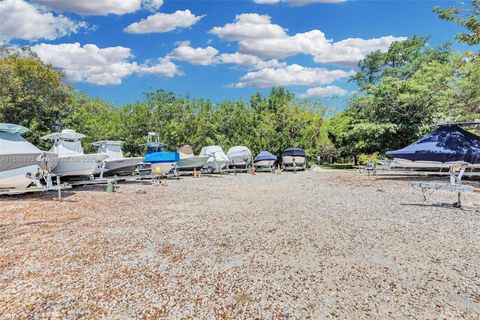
[0,0,469,110]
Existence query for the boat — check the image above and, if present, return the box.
[199,145,230,173]
[176,144,209,171]
[42,129,108,178]
[0,123,59,189]
[282,148,306,171]
[93,141,142,176]
[253,150,277,172]
[227,146,252,169]
[140,132,179,175]
[386,125,480,169]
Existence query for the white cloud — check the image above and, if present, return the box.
[299,85,348,98]
[218,53,286,69]
[137,57,180,77]
[169,41,218,66]
[211,13,405,67]
[0,0,85,43]
[254,0,345,5]
[36,0,163,15]
[125,10,204,34]
[31,43,179,85]
[210,13,286,41]
[238,29,330,59]
[313,36,407,67]
[234,64,355,88]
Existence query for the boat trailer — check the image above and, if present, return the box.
[411,164,480,209]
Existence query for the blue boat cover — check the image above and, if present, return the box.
[254,151,276,162]
[144,151,179,163]
[282,148,306,157]
[385,125,480,164]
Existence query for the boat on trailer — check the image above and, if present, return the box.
[227,146,252,169]
[0,123,59,189]
[42,129,108,178]
[282,148,306,171]
[253,150,277,172]
[199,146,230,173]
[176,144,209,171]
[139,132,179,175]
[386,125,480,169]
[93,141,142,176]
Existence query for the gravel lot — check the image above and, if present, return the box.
[1,171,479,319]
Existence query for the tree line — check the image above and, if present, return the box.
[0,1,478,165]
[0,47,331,160]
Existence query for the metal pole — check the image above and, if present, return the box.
[56,176,61,202]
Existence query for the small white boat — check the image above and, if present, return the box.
[282,148,306,171]
[42,129,108,178]
[0,123,58,189]
[93,141,142,176]
[227,146,252,169]
[199,146,230,173]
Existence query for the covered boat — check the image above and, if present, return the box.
[282,148,306,171]
[199,146,229,173]
[93,141,142,176]
[0,123,58,189]
[253,150,276,172]
[385,125,480,168]
[176,144,209,171]
[227,146,252,169]
[140,133,179,175]
[42,129,108,178]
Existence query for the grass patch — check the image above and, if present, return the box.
[320,164,354,170]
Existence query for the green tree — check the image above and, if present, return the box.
[0,47,73,147]
[434,0,480,46]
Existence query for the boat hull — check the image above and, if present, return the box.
[177,156,209,170]
[205,159,229,172]
[253,160,275,171]
[282,156,306,170]
[99,157,143,176]
[151,162,176,175]
[53,154,108,177]
[0,165,39,189]
[390,158,479,169]
[0,152,58,172]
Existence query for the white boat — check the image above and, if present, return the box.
[227,146,252,169]
[42,129,108,178]
[282,148,306,171]
[93,141,142,176]
[176,145,209,171]
[0,123,58,189]
[199,146,230,173]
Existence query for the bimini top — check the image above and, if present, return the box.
[0,123,29,134]
[254,151,276,162]
[42,129,86,141]
[282,148,306,157]
[385,125,480,164]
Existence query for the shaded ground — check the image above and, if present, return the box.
[0,171,479,319]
